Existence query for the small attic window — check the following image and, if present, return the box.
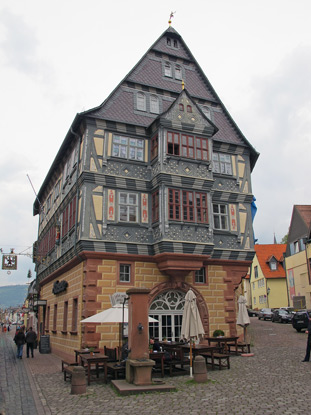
[179,103,184,111]
[269,259,278,271]
[137,92,146,111]
[173,39,178,48]
[175,65,182,80]
[187,105,192,113]
[167,38,171,46]
[164,62,172,77]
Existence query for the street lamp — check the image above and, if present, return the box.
[267,287,271,308]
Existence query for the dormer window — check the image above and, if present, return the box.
[137,92,146,111]
[150,95,159,114]
[164,62,172,77]
[270,262,277,271]
[175,65,182,80]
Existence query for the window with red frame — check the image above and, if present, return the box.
[182,191,194,221]
[69,196,76,230]
[72,298,78,332]
[181,134,194,158]
[53,304,57,332]
[152,191,159,222]
[196,193,208,223]
[168,189,209,224]
[151,134,158,160]
[168,189,181,220]
[196,137,209,161]
[62,206,69,237]
[187,105,192,113]
[167,132,180,155]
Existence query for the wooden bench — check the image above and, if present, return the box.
[200,352,230,370]
[227,342,250,354]
[61,359,78,372]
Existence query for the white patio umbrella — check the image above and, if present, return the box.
[236,295,250,343]
[81,304,158,357]
[180,289,205,377]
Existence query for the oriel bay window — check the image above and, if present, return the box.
[112,134,144,161]
[169,189,209,223]
[119,192,138,223]
[167,131,209,161]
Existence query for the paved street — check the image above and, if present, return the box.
[1,318,311,415]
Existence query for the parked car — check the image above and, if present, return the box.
[247,309,258,317]
[258,308,273,320]
[292,310,311,332]
[272,309,292,323]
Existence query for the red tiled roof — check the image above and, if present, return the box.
[254,244,286,279]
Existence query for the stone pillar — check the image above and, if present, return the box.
[126,287,155,385]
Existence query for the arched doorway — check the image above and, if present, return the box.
[149,290,185,341]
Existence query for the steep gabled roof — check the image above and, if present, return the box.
[255,244,286,279]
[296,205,311,229]
[287,205,311,248]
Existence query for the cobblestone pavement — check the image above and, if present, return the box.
[1,318,311,415]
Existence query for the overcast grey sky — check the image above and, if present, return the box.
[1,0,310,286]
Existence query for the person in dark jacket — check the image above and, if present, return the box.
[25,327,37,358]
[14,327,26,359]
[302,314,311,362]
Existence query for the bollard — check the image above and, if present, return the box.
[193,355,207,383]
[71,366,86,394]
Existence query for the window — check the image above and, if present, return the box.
[62,205,69,237]
[164,62,172,77]
[270,261,277,271]
[213,204,229,230]
[166,37,171,46]
[169,190,209,223]
[187,105,192,113]
[201,106,211,120]
[252,283,255,290]
[173,39,178,48]
[254,266,258,279]
[152,191,159,222]
[175,65,182,80]
[167,132,180,155]
[253,297,256,305]
[54,180,61,201]
[46,306,50,331]
[119,264,131,283]
[72,298,78,333]
[167,131,209,161]
[181,134,194,158]
[151,134,158,160]
[182,191,194,221]
[53,304,57,332]
[195,137,209,161]
[179,103,184,112]
[119,192,138,222]
[63,301,68,332]
[112,134,144,161]
[150,95,159,114]
[194,267,206,284]
[212,153,233,175]
[168,189,181,220]
[69,196,77,230]
[137,92,146,111]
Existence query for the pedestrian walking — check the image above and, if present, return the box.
[25,327,37,358]
[14,326,26,359]
[302,314,311,362]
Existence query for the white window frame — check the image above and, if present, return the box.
[212,153,233,175]
[213,204,229,230]
[150,95,160,114]
[164,62,172,77]
[137,92,146,111]
[112,134,144,161]
[119,192,138,223]
[119,264,131,283]
[175,65,182,80]
[195,267,206,284]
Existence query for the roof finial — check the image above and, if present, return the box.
[182,80,185,90]
[168,11,176,26]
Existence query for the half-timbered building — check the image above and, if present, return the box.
[33,26,259,358]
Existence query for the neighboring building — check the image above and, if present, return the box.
[285,205,311,309]
[250,244,287,309]
[33,26,259,359]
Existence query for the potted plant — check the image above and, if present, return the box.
[213,329,225,338]
[89,347,95,355]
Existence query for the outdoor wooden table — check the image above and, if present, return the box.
[149,351,165,377]
[205,336,239,355]
[74,348,100,363]
[180,344,219,359]
[80,353,108,385]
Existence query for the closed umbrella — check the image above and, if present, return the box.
[180,289,205,377]
[237,295,250,343]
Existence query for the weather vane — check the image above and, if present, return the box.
[168,11,176,26]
